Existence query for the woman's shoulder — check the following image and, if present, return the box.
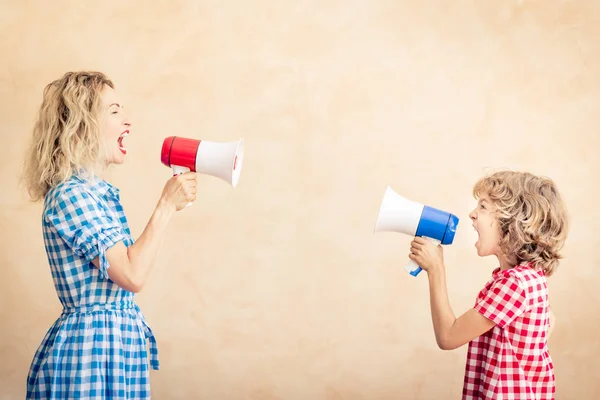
[43,175,98,212]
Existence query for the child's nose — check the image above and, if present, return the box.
[469,210,476,220]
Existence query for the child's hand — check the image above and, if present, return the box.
[409,237,445,273]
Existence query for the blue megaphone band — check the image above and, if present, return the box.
[415,206,459,245]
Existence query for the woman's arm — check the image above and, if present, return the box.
[92,173,197,292]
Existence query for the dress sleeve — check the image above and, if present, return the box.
[45,185,125,279]
[474,274,528,328]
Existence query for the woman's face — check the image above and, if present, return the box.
[100,85,131,166]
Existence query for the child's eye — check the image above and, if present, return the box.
[480,204,486,209]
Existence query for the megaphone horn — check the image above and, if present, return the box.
[374,186,424,235]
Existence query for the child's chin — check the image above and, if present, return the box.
[475,242,486,257]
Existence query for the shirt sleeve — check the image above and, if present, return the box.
[474,274,528,329]
[45,184,125,279]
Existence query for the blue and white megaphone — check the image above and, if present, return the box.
[374,186,459,277]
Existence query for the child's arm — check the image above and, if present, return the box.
[427,268,495,350]
[549,307,556,337]
[410,237,496,350]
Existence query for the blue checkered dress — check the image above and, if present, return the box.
[27,174,159,399]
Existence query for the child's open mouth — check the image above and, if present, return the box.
[118,130,129,154]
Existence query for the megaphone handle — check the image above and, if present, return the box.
[404,259,423,277]
[172,165,190,175]
[404,237,441,277]
[171,165,193,207]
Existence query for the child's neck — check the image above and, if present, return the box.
[498,254,517,271]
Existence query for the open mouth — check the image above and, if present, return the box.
[118,130,129,154]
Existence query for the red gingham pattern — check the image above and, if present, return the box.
[463,263,555,400]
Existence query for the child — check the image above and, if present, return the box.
[409,171,568,400]
[22,71,198,399]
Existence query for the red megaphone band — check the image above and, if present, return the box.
[161,136,201,171]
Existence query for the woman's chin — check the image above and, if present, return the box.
[106,155,125,166]
[113,149,127,163]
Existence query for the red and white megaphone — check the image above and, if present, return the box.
[161,136,244,205]
[161,136,244,186]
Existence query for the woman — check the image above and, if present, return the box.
[22,71,197,399]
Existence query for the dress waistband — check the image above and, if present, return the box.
[62,300,138,314]
[61,300,159,370]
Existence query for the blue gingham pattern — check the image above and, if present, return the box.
[27,175,159,399]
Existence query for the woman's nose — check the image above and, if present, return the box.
[122,112,132,127]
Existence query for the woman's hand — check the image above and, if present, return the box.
[409,237,445,274]
[159,172,198,211]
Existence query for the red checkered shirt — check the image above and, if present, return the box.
[463,263,555,400]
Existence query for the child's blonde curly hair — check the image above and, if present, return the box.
[473,171,569,276]
[22,71,114,202]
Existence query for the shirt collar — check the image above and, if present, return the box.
[72,173,120,200]
[491,261,536,278]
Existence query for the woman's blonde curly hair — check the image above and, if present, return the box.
[22,71,114,202]
[473,171,569,276]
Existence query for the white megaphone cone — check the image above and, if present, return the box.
[161,136,244,206]
[374,186,424,235]
[195,140,244,188]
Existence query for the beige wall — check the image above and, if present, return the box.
[1,1,599,398]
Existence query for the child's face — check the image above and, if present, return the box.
[99,85,131,165]
[469,193,502,258]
